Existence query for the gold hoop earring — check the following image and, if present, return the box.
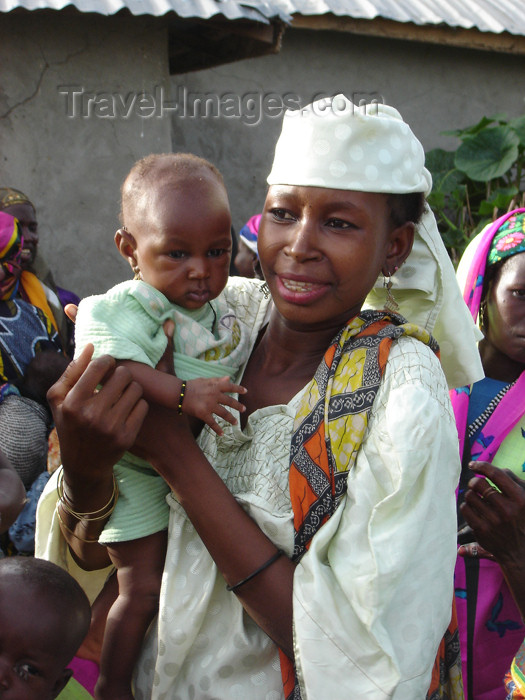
[132,266,141,281]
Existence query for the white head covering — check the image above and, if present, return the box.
[267,94,483,388]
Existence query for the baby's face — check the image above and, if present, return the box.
[0,582,71,699]
[128,174,232,308]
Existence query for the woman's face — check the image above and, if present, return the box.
[258,185,413,332]
[482,251,525,380]
[2,203,38,268]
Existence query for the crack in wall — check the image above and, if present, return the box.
[0,59,49,120]
[0,39,90,120]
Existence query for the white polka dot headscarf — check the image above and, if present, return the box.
[266,94,484,389]
[267,95,432,195]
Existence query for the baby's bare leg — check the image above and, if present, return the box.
[95,530,168,700]
[77,572,118,663]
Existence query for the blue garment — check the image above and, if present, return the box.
[0,298,62,383]
[467,377,509,444]
[9,471,50,554]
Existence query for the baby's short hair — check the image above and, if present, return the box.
[121,152,225,226]
[0,556,91,660]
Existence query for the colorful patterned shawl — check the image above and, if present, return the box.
[506,640,525,698]
[280,309,446,699]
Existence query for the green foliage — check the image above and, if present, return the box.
[426,114,525,264]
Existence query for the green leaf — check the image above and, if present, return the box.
[476,187,519,217]
[427,191,445,210]
[489,186,519,206]
[478,200,497,216]
[509,116,525,146]
[442,115,505,138]
[426,148,455,171]
[454,126,520,181]
[426,149,465,194]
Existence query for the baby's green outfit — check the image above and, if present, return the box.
[74,279,248,543]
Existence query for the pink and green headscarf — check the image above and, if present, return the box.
[452,208,525,461]
[487,213,525,265]
[0,211,23,300]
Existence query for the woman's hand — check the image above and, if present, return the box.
[46,344,148,568]
[48,344,148,488]
[457,540,495,560]
[460,461,525,564]
[64,303,78,323]
[460,460,525,618]
[47,345,148,486]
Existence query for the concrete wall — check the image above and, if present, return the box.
[1,18,524,296]
[170,28,525,236]
[0,9,172,297]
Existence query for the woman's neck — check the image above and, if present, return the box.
[260,313,343,374]
[479,339,525,383]
[239,311,351,420]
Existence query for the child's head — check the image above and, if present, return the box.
[15,350,69,408]
[116,153,232,309]
[0,556,91,699]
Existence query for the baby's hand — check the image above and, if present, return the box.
[183,377,247,435]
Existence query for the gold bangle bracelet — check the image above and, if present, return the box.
[55,504,102,544]
[56,469,119,520]
[57,468,118,515]
[58,494,118,522]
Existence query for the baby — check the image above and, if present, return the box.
[0,556,91,700]
[72,153,249,699]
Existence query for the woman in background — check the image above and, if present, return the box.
[452,209,525,699]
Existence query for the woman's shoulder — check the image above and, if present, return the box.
[385,333,444,380]
[221,277,271,325]
[378,334,451,413]
[223,276,268,300]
